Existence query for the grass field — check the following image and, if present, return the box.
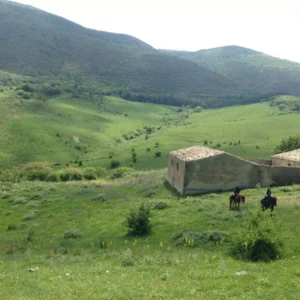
[1,173,300,299]
[0,87,300,171]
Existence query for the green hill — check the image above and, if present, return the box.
[1,79,300,170]
[0,0,237,107]
[3,1,300,107]
[162,45,300,101]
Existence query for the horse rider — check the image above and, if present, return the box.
[233,185,241,199]
[266,187,272,198]
[261,187,272,207]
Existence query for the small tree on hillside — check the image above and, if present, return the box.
[125,203,151,236]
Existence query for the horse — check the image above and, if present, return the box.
[261,196,277,212]
[229,194,246,209]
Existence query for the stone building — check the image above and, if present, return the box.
[167,146,300,195]
[272,149,300,167]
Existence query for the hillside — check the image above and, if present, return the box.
[0,0,237,107]
[162,46,300,100]
[1,80,300,170]
[3,2,300,107]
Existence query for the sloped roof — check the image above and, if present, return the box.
[170,146,224,161]
[272,148,300,162]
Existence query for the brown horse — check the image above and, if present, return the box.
[229,194,246,209]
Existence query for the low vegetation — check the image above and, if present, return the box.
[0,172,300,298]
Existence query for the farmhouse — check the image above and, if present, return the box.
[167,146,300,195]
[272,149,300,167]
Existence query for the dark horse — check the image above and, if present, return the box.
[261,196,277,212]
[229,194,246,209]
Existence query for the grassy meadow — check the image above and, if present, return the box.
[0,86,300,171]
[1,172,300,299]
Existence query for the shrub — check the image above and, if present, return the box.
[0,170,15,182]
[193,106,203,113]
[110,167,134,179]
[21,84,34,92]
[83,167,97,180]
[125,203,151,236]
[155,152,161,157]
[46,172,59,182]
[23,210,38,221]
[153,201,168,210]
[7,225,18,231]
[59,167,83,181]
[14,162,53,181]
[110,160,120,169]
[13,198,27,205]
[63,228,83,239]
[231,210,284,262]
[22,93,31,100]
[122,248,134,266]
[96,167,106,178]
[274,135,300,154]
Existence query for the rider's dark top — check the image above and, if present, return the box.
[234,186,240,194]
[266,189,272,197]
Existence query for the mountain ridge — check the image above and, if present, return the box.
[1,0,300,107]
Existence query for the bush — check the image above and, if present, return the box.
[155,152,161,157]
[7,225,18,231]
[231,210,284,262]
[0,170,14,182]
[96,167,106,178]
[59,167,83,181]
[13,198,27,205]
[110,160,120,169]
[153,201,168,210]
[21,84,34,92]
[125,203,151,236]
[122,248,134,266]
[23,210,38,221]
[46,172,59,182]
[274,135,300,154]
[22,93,31,100]
[110,167,134,179]
[193,106,203,113]
[14,162,53,181]
[83,167,97,180]
[63,228,83,239]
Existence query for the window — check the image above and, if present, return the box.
[177,162,179,170]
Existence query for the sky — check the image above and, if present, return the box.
[10,0,300,62]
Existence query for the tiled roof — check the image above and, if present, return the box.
[170,146,224,161]
[272,149,300,162]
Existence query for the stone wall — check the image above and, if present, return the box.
[250,159,272,166]
[166,154,186,194]
[181,153,300,195]
[272,157,300,167]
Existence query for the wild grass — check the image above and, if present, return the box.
[0,174,300,299]
[1,86,300,171]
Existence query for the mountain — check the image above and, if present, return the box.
[162,46,300,98]
[2,1,300,108]
[0,0,238,107]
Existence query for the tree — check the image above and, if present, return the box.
[125,203,151,236]
[274,135,300,154]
